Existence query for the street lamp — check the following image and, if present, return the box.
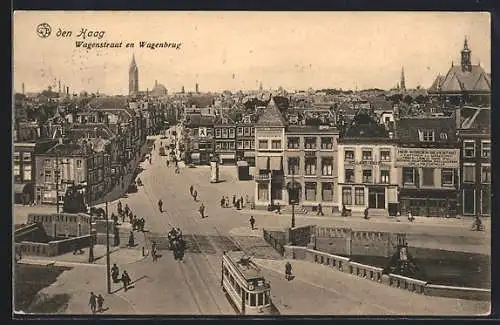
[288,169,299,229]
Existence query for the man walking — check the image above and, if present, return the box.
[97,294,104,312]
[89,292,97,314]
[285,261,293,281]
[189,185,194,196]
[249,216,255,230]
[122,270,131,292]
[199,203,206,218]
[111,264,120,283]
[151,241,158,262]
[158,199,163,213]
[317,203,324,216]
[364,207,370,220]
[193,190,198,202]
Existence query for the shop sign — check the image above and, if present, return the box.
[395,148,459,168]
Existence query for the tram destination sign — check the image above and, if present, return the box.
[395,148,459,168]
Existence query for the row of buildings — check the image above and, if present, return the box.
[13,97,167,206]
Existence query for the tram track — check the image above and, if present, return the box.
[141,151,228,315]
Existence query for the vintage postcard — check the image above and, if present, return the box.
[12,11,491,316]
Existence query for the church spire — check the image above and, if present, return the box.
[461,36,472,72]
[129,54,139,95]
[400,66,406,91]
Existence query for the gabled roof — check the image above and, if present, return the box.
[396,116,457,143]
[67,124,116,140]
[429,65,491,93]
[185,113,215,127]
[255,98,286,127]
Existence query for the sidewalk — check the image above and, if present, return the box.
[253,258,489,315]
[18,244,145,268]
[238,208,491,230]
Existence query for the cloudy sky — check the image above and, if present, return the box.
[13,11,490,95]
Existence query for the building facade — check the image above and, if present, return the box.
[395,116,459,217]
[214,117,236,165]
[235,115,256,166]
[338,114,398,216]
[254,99,287,207]
[284,124,339,212]
[457,106,491,217]
[185,114,215,164]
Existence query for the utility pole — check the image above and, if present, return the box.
[105,201,111,294]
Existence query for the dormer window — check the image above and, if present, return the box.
[440,133,448,140]
[419,129,435,142]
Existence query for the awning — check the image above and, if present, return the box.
[191,152,201,160]
[256,156,269,170]
[270,156,283,171]
[219,153,236,160]
[244,151,256,158]
[14,183,29,195]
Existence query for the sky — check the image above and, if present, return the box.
[13,11,491,95]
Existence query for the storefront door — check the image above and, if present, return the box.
[368,187,385,209]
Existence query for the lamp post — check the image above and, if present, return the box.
[291,170,296,229]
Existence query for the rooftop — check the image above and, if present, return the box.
[255,98,287,127]
[287,124,339,134]
[225,251,263,280]
[429,65,491,93]
[343,113,389,139]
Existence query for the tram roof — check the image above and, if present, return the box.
[225,251,262,280]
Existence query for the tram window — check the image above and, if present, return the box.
[224,267,229,276]
[250,294,256,306]
[246,292,250,305]
[258,293,264,306]
[235,283,241,294]
[264,291,270,305]
[230,275,234,286]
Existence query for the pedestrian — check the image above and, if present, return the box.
[128,231,135,247]
[225,196,230,208]
[111,213,118,225]
[249,216,255,230]
[232,195,236,207]
[132,215,137,230]
[276,202,281,214]
[89,292,97,314]
[199,203,205,218]
[111,263,120,283]
[193,190,198,202]
[124,204,130,216]
[408,211,414,223]
[317,203,324,216]
[364,207,369,220]
[190,185,194,196]
[220,196,225,208]
[140,217,145,232]
[151,241,158,262]
[166,159,170,167]
[121,271,131,291]
[158,199,163,213]
[117,201,123,215]
[97,294,104,312]
[396,211,401,222]
[285,261,292,281]
[342,204,347,217]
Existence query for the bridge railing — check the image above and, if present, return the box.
[263,230,286,256]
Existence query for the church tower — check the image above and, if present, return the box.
[400,66,406,91]
[129,54,139,95]
[461,36,472,72]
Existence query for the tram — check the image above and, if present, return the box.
[221,251,275,315]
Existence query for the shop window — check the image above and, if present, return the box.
[422,168,434,186]
[322,182,333,201]
[342,187,352,205]
[354,187,365,205]
[441,168,454,186]
[305,182,317,201]
[258,183,268,201]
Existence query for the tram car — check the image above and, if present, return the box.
[221,251,275,315]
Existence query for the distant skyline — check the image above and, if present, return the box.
[13,11,490,95]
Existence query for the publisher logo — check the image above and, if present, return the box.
[36,23,52,38]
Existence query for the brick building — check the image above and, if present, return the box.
[214,116,236,165]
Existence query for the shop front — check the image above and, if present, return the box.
[399,188,457,217]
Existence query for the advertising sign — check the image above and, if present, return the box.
[395,148,459,168]
[198,127,207,137]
